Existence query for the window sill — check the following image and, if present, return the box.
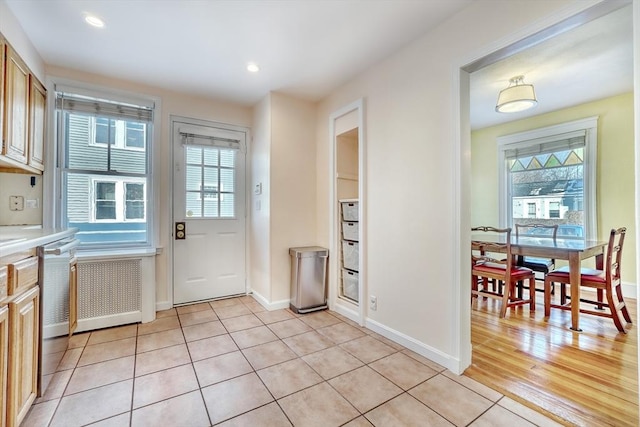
[77,247,157,261]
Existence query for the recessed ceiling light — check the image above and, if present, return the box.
[84,14,105,28]
[247,63,260,73]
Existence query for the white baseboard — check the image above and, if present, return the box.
[332,300,360,325]
[155,300,173,312]
[365,317,462,374]
[251,290,290,311]
[76,311,142,333]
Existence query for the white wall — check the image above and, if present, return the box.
[316,0,594,371]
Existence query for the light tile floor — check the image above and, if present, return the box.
[25,296,562,427]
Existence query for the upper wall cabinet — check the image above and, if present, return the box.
[0,36,46,174]
[28,77,46,171]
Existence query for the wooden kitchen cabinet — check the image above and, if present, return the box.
[28,77,46,171]
[0,305,8,427]
[7,285,39,427]
[2,43,30,166]
[0,250,39,427]
[0,34,47,174]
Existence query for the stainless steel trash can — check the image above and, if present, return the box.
[289,246,329,314]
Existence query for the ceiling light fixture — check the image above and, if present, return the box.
[495,75,537,113]
[84,14,105,28]
[247,63,260,73]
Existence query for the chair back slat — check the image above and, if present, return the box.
[606,227,626,283]
[471,226,514,280]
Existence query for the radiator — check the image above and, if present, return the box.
[77,258,142,331]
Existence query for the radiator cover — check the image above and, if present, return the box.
[78,259,142,320]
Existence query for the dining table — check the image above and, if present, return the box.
[471,233,607,331]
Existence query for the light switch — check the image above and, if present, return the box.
[10,196,24,211]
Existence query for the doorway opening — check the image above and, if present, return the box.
[459,2,637,425]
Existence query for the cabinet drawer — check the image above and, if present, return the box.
[8,256,38,296]
[0,266,7,301]
[342,221,359,241]
[341,269,359,302]
[341,201,359,221]
[341,241,359,271]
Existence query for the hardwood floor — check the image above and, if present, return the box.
[465,288,638,427]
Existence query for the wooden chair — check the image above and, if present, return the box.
[472,226,536,318]
[515,223,559,296]
[544,227,632,333]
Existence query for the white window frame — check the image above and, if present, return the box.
[90,117,147,151]
[90,177,147,223]
[497,117,598,240]
[53,79,160,251]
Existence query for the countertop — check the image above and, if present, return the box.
[0,226,78,258]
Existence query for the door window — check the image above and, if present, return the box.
[185,145,236,218]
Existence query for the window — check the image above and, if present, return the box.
[56,86,154,248]
[184,145,236,218]
[498,118,597,239]
[91,179,146,222]
[92,117,146,150]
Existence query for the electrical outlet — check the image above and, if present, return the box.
[369,295,377,311]
[9,196,24,211]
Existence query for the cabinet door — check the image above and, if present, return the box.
[7,286,39,427]
[69,257,77,336]
[0,39,6,158]
[3,46,30,164]
[28,76,46,171]
[0,305,8,427]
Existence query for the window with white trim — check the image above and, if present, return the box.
[92,117,146,150]
[92,178,146,222]
[56,86,155,248]
[498,117,598,240]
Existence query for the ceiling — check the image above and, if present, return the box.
[4,1,634,130]
[470,3,633,129]
[4,0,471,104]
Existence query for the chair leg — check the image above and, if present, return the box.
[560,282,567,305]
[595,289,605,310]
[544,277,552,317]
[615,283,633,324]
[606,289,626,333]
[499,282,511,318]
[528,277,535,311]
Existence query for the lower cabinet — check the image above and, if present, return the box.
[7,285,39,427]
[0,305,8,427]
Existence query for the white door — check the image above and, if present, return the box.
[172,120,246,305]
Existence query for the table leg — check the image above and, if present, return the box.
[569,252,581,331]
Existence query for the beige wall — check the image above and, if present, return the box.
[316,0,587,367]
[471,92,636,284]
[250,95,272,301]
[250,93,318,305]
[44,65,253,305]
